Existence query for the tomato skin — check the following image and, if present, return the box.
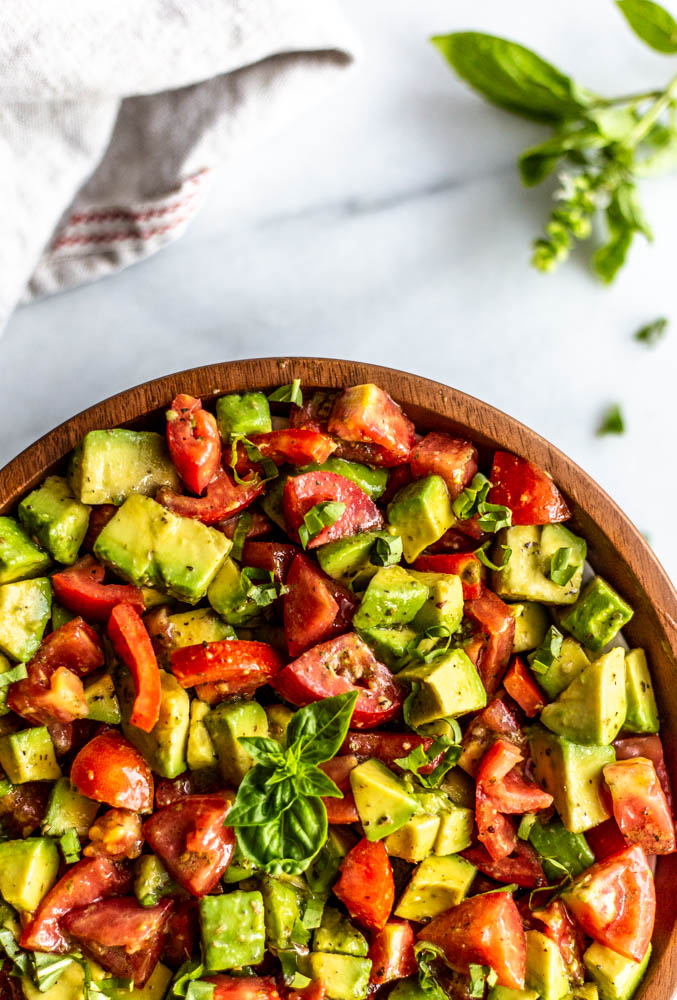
[162,899,198,968]
[530,900,586,985]
[328,384,415,464]
[21,856,132,953]
[340,731,441,774]
[290,390,338,433]
[585,818,629,862]
[614,735,673,811]
[417,890,526,991]
[410,433,478,499]
[488,452,570,526]
[242,540,300,582]
[108,602,161,733]
[283,472,383,549]
[603,757,675,855]
[71,732,154,812]
[171,639,283,691]
[63,897,173,986]
[274,633,403,729]
[219,509,272,542]
[459,698,525,777]
[284,554,355,657]
[333,838,395,932]
[369,920,417,984]
[166,394,221,496]
[157,467,265,525]
[143,793,235,897]
[464,590,516,698]
[462,841,546,888]
[503,656,546,718]
[412,552,485,601]
[206,976,281,1000]
[320,755,360,823]
[82,504,117,553]
[247,429,337,466]
[561,845,655,961]
[52,555,145,622]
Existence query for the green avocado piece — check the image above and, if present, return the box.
[433,801,474,855]
[528,817,594,880]
[532,636,591,700]
[385,813,441,863]
[84,673,121,724]
[493,525,586,605]
[566,987,599,1000]
[525,929,570,1000]
[398,648,487,725]
[105,962,173,1000]
[300,459,388,499]
[216,392,272,439]
[168,607,235,647]
[561,577,633,652]
[387,476,454,563]
[390,979,432,1000]
[118,669,189,779]
[356,626,417,670]
[583,942,650,1000]
[0,578,51,662]
[266,704,294,746]
[134,854,177,907]
[260,475,287,531]
[408,570,463,633]
[69,429,179,505]
[42,777,99,837]
[540,647,626,745]
[306,953,372,1000]
[0,726,61,783]
[316,530,386,588]
[353,566,428,631]
[200,890,266,970]
[305,827,354,895]
[313,907,368,957]
[0,654,14,717]
[509,602,550,653]
[622,649,659,734]
[187,699,218,770]
[394,854,476,921]
[262,875,303,951]
[489,989,540,1000]
[18,476,90,566]
[0,517,51,584]
[205,699,268,785]
[528,725,614,833]
[0,837,60,911]
[207,557,265,626]
[350,759,417,841]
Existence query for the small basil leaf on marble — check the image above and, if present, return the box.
[635,316,668,344]
[616,0,677,52]
[596,403,626,436]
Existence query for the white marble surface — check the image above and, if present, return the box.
[1,0,676,580]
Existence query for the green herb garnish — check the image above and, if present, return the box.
[394,738,462,788]
[452,473,491,520]
[60,828,81,864]
[635,315,669,344]
[268,379,303,407]
[597,404,626,436]
[371,533,403,567]
[469,964,498,998]
[530,625,564,675]
[299,502,346,549]
[549,546,578,586]
[475,540,512,571]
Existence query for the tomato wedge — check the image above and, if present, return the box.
[171,638,283,691]
[464,589,516,698]
[488,452,570,526]
[283,472,383,549]
[108,602,161,732]
[585,818,629,862]
[462,841,546,888]
[410,433,478,499]
[614,735,673,810]
[603,757,675,855]
[369,920,417,985]
[63,897,173,986]
[52,555,145,622]
[333,838,394,931]
[320,755,359,824]
[458,697,525,776]
[71,732,154,812]
[143,793,235,896]
[503,655,547,718]
[340,731,441,774]
[274,633,402,729]
[561,845,655,961]
[157,467,265,525]
[418,890,526,991]
[166,393,221,496]
[205,977,281,1000]
[246,429,337,466]
[284,554,356,657]
[21,856,132,953]
[412,552,485,601]
[328,384,415,463]
[162,899,198,968]
[530,899,586,985]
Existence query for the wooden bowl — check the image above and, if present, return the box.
[1,357,676,999]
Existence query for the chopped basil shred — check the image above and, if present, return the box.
[451,473,491,520]
[530,625,564,675]
[475,540,512,571]
[597,404,625,436]
[299,501,346,549]
[549,545,577,586]
[0,663,27,687]
[268,379,303,407]
[634,316,668,346]
[230,511,253,561]
[469,964,498,997]
[59,828,81,863]
[371,532,403,567]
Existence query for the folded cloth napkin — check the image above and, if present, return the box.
[0,0,356,327]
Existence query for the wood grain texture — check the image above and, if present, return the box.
[1,356,676,998]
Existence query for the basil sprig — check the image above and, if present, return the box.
[299,502,346,549]
[268,379,303,407]
[228,692,358,874]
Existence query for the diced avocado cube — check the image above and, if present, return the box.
[398,649,486,725]
[84,673,121,724]
[440,767,476,809]
[566,987,599,1000]
[409,571,463,633]
[622,649,659,734]
[0,578,51,662]
[305,827,354,895]
[0,837,59,911]
[94,493,159,586]
[265,704,294,746]
[584,942,651,1000]
[168,607,235,647]
[316,531,382,587]
[395,854,476,921]
[262,875,302,951]
[200,890,265,970]
[0,727,61,783]
[0,654,13,717]
[541,647,626,745]
[18,476,90,566]
[307,953,372,1000]
[357,626,417,670]
[528,725,614,833]
[532,637,590,701]
[205,699,268,785]
[385,814,441,863]
[314,907,368,957]
[216,392,272,439]
[301,459,388,500]
[353,566,428,631]
[208,557,263,625]
[493,525,586,605]
[434,802,474,855]
[525,929,570,1000]
[187,699,218,770]
[106,961,173,1000]
[42,777,99,837]
[134,854,177,907]
[510,602,550,653]
[489,988,540,1000]
[69,429,179,506]
[387,476,454,563]
[141,587,173,609]
[0,517,51,584]
[350,759,417,840]
[118,669,189,778]
[561,577,633,653]
[528,817,594,880]
[260,475,286,531]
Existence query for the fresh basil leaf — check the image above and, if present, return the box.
[635,316,668,345]
[269,379,303,407]
[452,473,491,520]
[227,765,297,826]
[60,828,81,864]
[235,794,328,875]
[240,566,286,608]
[468,964,488,998]
[286,691,358,765]
[431,32,593,122]
[94,977,137,998]
[231,512,253,562]
[548,546,577,587]
[402,625,454,668]
[371,533,403,567]
[168,959,205,998]
[635,123,677,175]
[530,626,564,675]
[594,181,651,284]
[518,813,538,840]
[475,541,512,571]
[0,663,27,687]
[617,0,677,52]
[413,942,448,1000]
[395,739,461,789]
[237,737,287,767]
[295,766,343,799]
[476,501,512,533]
[185,984,216,1000]
[299,501,346,549]
[596,403,626,436]
[519,126,603,186]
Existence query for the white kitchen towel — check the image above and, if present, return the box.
[0,0,357,327]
